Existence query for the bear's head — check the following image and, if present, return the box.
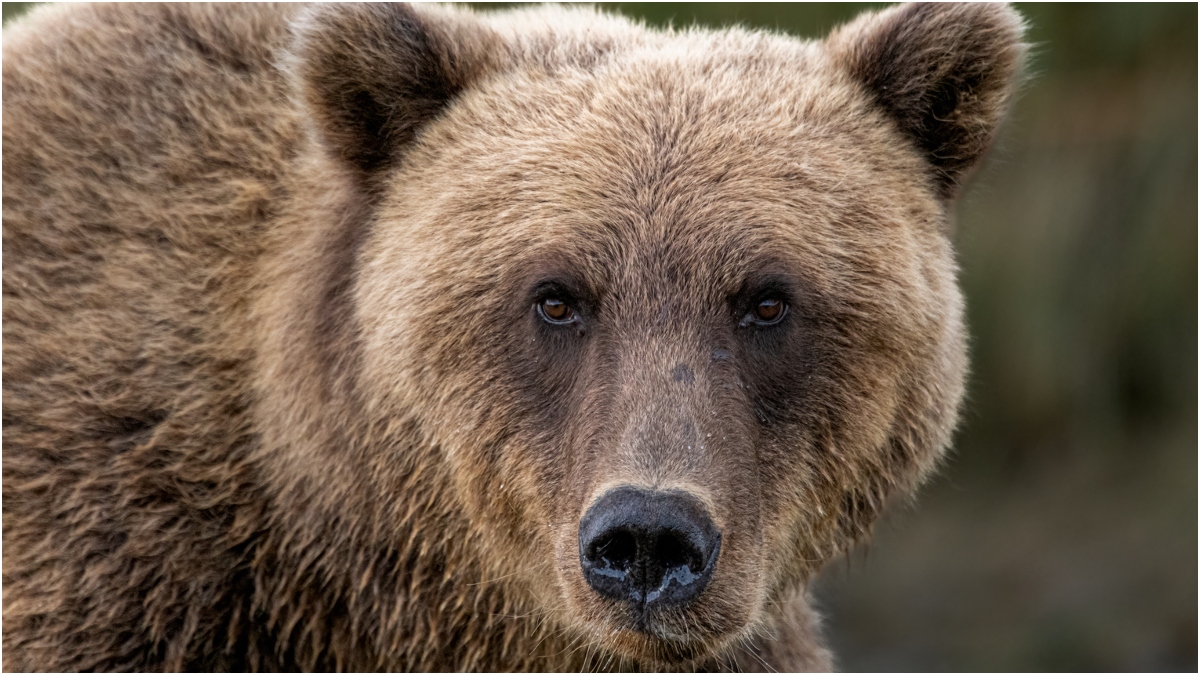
[274,2,1024,666]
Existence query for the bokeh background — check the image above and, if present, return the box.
[4,2,1196,671]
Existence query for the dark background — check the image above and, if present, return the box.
[4,3,1195,671]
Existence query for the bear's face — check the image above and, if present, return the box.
[291,2,1023,666]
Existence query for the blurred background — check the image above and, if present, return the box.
[5,2,1195,671]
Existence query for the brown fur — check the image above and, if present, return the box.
[3,3,1024,670]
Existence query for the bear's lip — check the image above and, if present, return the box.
[578,602,741,666]
[594,620,729,666]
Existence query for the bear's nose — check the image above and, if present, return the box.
[578,486,721,610]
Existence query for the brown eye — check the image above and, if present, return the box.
[538,297,576,324]
[750,298,786,325]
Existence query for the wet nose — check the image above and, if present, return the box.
[578,486,721,609]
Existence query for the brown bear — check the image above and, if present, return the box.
[2,2,1025,671]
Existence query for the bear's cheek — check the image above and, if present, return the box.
[746,285,955,585]
[440,343,578,545]
[724,291,914,574]
[352,265,571,576]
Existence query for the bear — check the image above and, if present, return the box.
[2,2,1025,671]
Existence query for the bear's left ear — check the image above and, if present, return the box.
[827,3,1027,198]
[289,4,506,182]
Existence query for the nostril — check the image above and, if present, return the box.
[652,530,701,574]
[590,529,637,572]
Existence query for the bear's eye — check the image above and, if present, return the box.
[537,297,578,324]
[742,298,787,327]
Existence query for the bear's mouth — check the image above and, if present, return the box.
[586,590,746,667]
[590,615,733,667]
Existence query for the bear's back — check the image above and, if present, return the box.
[3,4,301,670]
[3,2,301,384]
[3,2,302,420]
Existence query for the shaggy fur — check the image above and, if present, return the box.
[2,3,1024,670]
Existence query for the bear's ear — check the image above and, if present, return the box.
[827,3,1026,198]
[289,3,504,179]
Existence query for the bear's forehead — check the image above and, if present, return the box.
[452,46,870,166]
[380,34,939,302]
[412,32,888,178]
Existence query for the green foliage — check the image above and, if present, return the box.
[2,2,35,25]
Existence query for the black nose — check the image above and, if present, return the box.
[578,486,721,609]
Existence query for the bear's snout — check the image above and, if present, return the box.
[578,486,721,611]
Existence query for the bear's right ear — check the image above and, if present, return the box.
[826,3,1026,199]
[289,4,504,179]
